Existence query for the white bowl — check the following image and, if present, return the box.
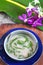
[4,29,38,61]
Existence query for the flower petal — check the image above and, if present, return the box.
[32,22,43,27]
[22,14,27,19]
[27,17,34,25]
[26,8,29,13]
[34,17,43,23]
[27,11,32,17]
[27,20,33,25]
[32,18,43,27]
[24,19,28,23]
[31,7,38,13]
[38,17,43,23]
[32,24,37,27]
[18,16,23,20]
[36,23,43,26]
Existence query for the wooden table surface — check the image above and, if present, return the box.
[0,24,43,65]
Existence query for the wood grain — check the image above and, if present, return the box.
[0,24,43,65]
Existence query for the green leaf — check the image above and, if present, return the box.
[0,0,26,23]
[37,26,43,31]
[13,0,33,6]
[0,0,43,30]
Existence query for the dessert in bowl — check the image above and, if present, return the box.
[4,29,38,61]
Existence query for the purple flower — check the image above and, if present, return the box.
[31,6,38,13]
[18,14,27,23]
[26,8,32,17]
[27,17,35,25]
[32,22,43,27]
[18,7,43,27]
[27,19,33,25]
[37,17,43,23]
[32,17,43,27]
[32,14,38,20]
[26,8,38,20]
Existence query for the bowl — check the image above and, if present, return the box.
[4,28,38,61]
